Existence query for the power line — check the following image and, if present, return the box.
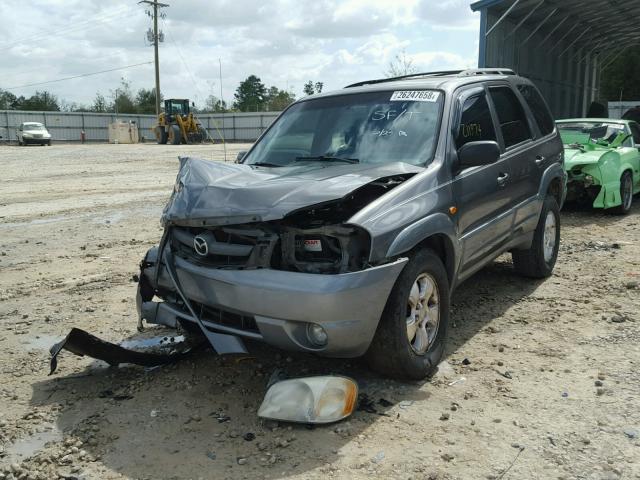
[3,62,153,90]
[3,51,146,85]
[161,19,202,99]
[0,6,135,52]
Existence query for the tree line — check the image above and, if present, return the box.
[3,47,639,115]
[0,75,323,114]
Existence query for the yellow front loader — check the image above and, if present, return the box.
[154,99,207,145]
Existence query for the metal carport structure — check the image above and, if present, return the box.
[470,0,640,118]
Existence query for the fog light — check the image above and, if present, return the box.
[307,323,328,346]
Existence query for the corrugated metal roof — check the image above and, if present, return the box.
[470,0,506,10]
[468,0,640,118]
[471,0,640,52]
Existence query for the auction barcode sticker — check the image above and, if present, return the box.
[390,90,440,102]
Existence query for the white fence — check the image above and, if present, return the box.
[0,110,280,143]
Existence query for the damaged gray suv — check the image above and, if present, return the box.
[137,69,566,380]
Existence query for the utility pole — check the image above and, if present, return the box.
[114,88,119,118]
[139,0,169,117]
[218,58,224,110]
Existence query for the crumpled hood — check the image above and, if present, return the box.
[563,147,604,170]
[162,157,423,225]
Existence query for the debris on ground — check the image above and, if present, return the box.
[48,328,202,374]
[2,145,639,479]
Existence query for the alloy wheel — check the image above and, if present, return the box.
[406,273,440,355]
[543,210,557,263]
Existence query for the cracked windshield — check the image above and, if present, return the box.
[244,90,443,167]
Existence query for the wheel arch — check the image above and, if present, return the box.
[547,176,563,206]
[538,162,567,208]
[418,234,456,287]
[620,166,634,179]
[385,212,459,286]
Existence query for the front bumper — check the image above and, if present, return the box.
[565,165,619,209]
[138,247,407,357]
[22,136,50,144]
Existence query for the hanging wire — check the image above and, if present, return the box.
[160,18,227,160]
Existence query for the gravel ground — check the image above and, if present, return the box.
[0,143,639,480]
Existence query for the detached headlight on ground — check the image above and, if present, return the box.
[258,376,358,424]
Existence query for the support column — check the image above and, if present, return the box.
[582,52,591,117]
[591,56,599,103]
[574,48,583,117]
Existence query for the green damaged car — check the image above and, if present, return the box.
[556,119,640,214]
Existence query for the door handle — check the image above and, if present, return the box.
[497,172,509,186]
[535,155,546,166]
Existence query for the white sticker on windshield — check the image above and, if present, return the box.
[390,90,440,102]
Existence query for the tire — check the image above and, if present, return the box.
[47,140,51,146]
[168,125,181,145]
[512,195,560,278]
[18,139,22,146]
[197,127,207,143]
[366,248,450,380]
[611,171,633,215]
[154,126,168,144]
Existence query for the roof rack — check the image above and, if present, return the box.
[345,71,462,88]
[344,68,517,88]
[459,68,516,76]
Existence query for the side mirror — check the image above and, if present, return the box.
[457,141,500,168]
[236,151,247,163]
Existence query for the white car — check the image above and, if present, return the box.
[17,122,52,146]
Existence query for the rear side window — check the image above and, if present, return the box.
[455,94,497,149]
[489,87,532,148]
[517,84,555,136]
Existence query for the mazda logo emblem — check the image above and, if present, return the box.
[193,235,208,256]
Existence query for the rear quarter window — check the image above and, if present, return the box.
[517,84,555,137]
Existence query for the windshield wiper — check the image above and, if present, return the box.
[295,155,359,164]
[251,162,283,167]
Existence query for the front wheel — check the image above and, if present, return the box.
[366,248,450,380]
[168,125,181,145]
[512,195,560,278]
[611,171,633,215]
[154,126,168,144]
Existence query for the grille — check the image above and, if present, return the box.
[193,302,259,333]
[171,226,258,268]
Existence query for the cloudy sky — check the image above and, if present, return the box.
[0,0,480,108]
